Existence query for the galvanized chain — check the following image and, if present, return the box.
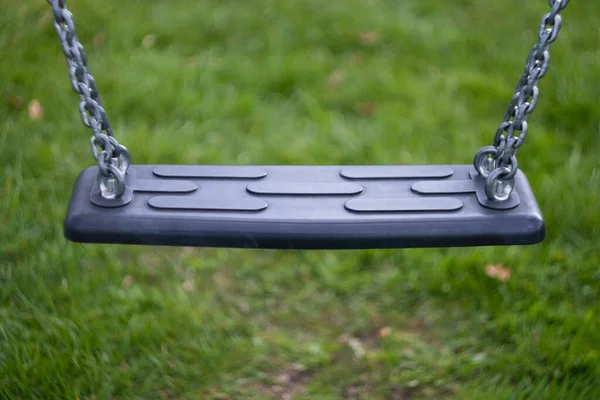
[47,0,568,202]
[474,0,569,201]
[47,0,129,199]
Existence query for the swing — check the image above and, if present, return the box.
[48,0,569,249]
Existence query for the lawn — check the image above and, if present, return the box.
[1,0,599,399]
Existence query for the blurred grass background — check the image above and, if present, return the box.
[1,0,599,399]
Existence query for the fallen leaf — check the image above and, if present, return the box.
[291,363,305,372]
[351,52,364,64]
[181,279,194,292]
[121,275,133,289]
[359,31,379,45]
[28,99,44,120]
[186,57,197,67]
[9,95,25,110]
[356,101,377,116]
[271,385,283,394]
[378,326,392,337]
[338,333,350,343]
[142,34,156,48]
[275,372,291,385]
[239,302,250,313]
[347,337,366,359]
[326,69,346,93]
[485,264,511,282]
[93,32,105,48]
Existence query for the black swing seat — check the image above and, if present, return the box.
[64,164,545,249]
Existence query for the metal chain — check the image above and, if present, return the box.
[474,0,569,201]
[47,0,129,199]
[47,0,568,202]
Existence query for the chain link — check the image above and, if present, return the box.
[47,0,129,198]
[48,0,568,202]
[475,0,569,201]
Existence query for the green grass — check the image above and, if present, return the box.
[1,0,599,398]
